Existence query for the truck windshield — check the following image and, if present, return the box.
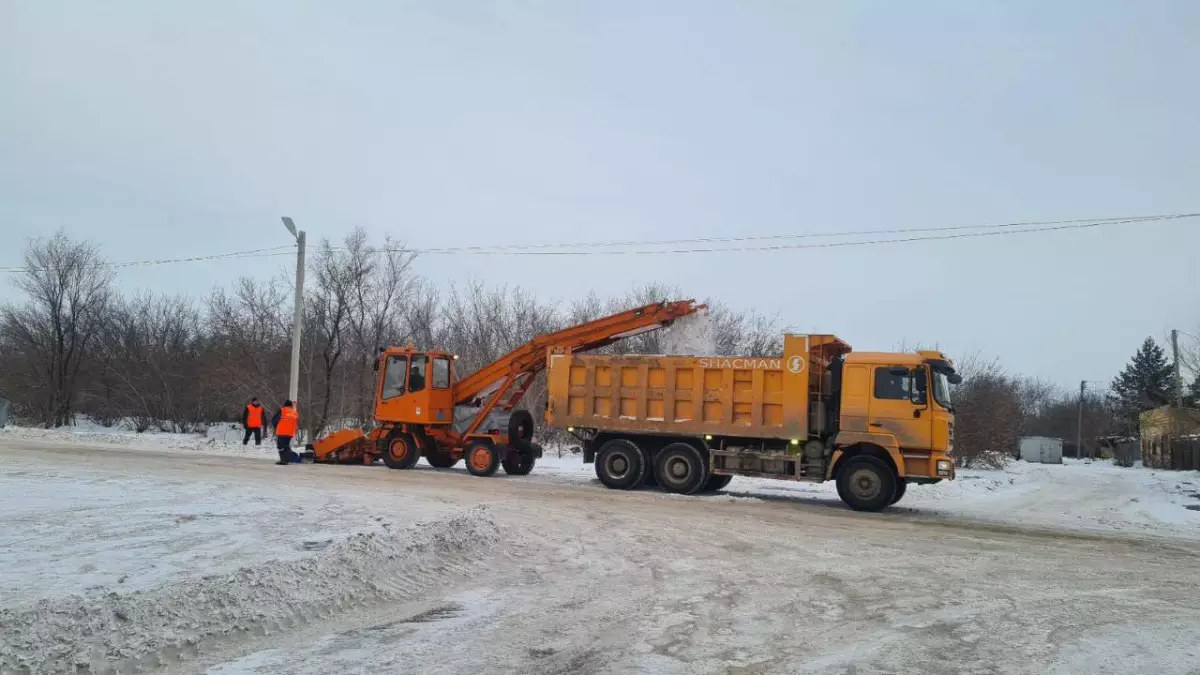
[932,372,952,409]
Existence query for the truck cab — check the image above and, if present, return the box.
[832,351,959,493]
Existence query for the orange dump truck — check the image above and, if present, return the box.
[545,335,960,511]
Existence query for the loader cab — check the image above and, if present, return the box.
[373,347,456,426]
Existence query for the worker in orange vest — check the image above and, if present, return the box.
[241,397,266,446]
[271,400,300,465]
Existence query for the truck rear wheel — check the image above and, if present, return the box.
[655,442,709,495]
[836,456,897,512]
[465,441,500,477]
[383,432,420,470]
[595,438,647,490]
[702,474,733,493]
[890,480,907,505]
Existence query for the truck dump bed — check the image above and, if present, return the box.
[546,334,851,441]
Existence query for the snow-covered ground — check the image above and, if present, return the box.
[5,423,1199,542]
[4,426,1200,674]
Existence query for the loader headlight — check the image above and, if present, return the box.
[936,459,953,477]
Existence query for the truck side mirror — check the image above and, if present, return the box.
[948,373,963,385]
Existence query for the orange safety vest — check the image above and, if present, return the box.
[276,406,299,437]
[245,404,263,428]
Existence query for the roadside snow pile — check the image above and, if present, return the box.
[661,310,717,355]
[900,459,1200,539]
[0,424,275,460]
[0,506,502,675]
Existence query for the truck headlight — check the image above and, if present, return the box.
[936,459,953,476]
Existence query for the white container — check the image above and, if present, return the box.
[1019,436,1063,464]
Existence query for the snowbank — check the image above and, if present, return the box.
[4,424,1199,541]
[0,507,502,674]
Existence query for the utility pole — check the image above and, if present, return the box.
[1076,380,1085,459]
[1171,329,1182,407]
[282,217,306,405]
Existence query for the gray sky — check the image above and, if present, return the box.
[3,1,1199,390]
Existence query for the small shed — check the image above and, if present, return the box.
[1019,436,1063,464]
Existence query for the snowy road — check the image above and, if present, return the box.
[4,437,1200,674]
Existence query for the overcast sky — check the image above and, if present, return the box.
[2,1,1199,389]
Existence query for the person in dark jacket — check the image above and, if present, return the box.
[271,400,300,465]
[242,397,266,445]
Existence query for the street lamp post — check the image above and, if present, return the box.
[282,217,306,405]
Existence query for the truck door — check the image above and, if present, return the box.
[868,365,933,451]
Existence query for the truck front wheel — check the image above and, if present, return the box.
[595,438,647,490]
[836,456,897,512]
[656,442,709,495]
[890,480,908,505]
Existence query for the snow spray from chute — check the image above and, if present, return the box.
[660,310,717,356]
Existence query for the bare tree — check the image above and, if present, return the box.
[948,353,1022,468]
[0,233,114,426]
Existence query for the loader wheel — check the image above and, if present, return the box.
[655,442,709,495]
[890,480,908,505]
[508,409,534,444]
[465,441,500,477]
[502,443,537,476]
[425,452,459,469]
[836,456,896,512]
[595,438,647,490]
[702,474,733,493]
[383,433,420,470]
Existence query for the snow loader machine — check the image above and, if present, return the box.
[308,300,702,477]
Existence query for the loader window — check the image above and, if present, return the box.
[409,355,427,393]
[432,357,450,389]
[873,367,913,401]
[382,355,408,399]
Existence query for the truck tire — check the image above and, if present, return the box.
[465,441,500,477]
[426,452,459,469]
[655,442,709,495]
[502,442,537,476]
[890,480,908,505]
[508,409,534,444]
[836,456,897,512]
[383,432,420,470]
[702,474,733,493]
[595,438,647,490]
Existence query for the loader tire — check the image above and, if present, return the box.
[655,442,709,495]
[701,474,733,493]
[425,452,459,469]
[465,441,500,477]
[508,409,534,444]
[595,438,647,490]
[836,456,896,512]
[383,432,420,470]
[502,443,537,476]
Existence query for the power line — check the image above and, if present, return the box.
[343,212,1193,253]
[0,246,296,274]
[1,211,1194,272]
[390,213,1197,256]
